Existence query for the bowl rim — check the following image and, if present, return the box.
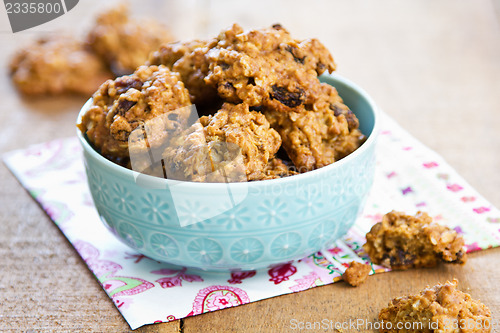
[76,72,380,189]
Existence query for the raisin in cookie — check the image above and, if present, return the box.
[379,279,491,332]
[265,84,364,171]
[9,35,111,96]
[204,23,336,112]
[78,65,191,162]
[87,4,172,76]
[363,211,467,270]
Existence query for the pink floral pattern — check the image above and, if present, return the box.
[268,262,297,284]
[473,207,491,214]
[401,186,413,195]
[228,270,257,284]
[151,268,203,288]
[328,248,342,255]
[3,111,500,330]
[447,184,464,192]
[154,315,177,323]
[423,161,439,168]
[75,241,154,299]
[191,285,250,315]
[44,201,73,227]
[289,272,322,292]
[114,297,134,310]
[124,253,149,263]
[465,242,482,252]
[386,172,396,179]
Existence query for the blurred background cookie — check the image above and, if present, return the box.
[9,34,112,96]
[8,3,175,97]
[86,4,174,76]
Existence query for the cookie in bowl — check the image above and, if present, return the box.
[87,24,366,180]
[162,102,282,182]
[77,72,379,271]
[77,24,380,271]
[78,65,192,165]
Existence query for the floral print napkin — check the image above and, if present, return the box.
[3,112,500,330]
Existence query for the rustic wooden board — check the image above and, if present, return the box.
[0,0,499,331]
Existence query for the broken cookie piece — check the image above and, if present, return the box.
[363,211,467,270]
[379,279,491,332]
[342,261,371,287]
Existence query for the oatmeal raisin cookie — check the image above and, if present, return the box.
[162,103,282,182]
[379,279,491,332]
[204,23,336,112]
[87,4,173,76]
[78,65,191,162]
[148,24,363,172]
[363,211,467,270]
[149,23,336,111]
[148,39,219,106]
[9,35,111,96]
[265,84,364,171]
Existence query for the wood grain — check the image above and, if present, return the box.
[0,0,499,332]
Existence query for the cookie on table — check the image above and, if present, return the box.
[363,211,467,270]
[87,4,173,76]
[379,279,491,333]
[148,39,220,106]
[204,23,336,113]
[162,103,282,182]
[78,65,192,163]
[342,261,371,287]
[9,35,112,96]
[264,84,364,171]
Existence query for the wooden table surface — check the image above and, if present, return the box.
[1,0,499,332]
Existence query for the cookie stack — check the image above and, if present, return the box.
[79,24,365,182]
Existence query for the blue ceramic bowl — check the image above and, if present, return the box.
[77,73,379,271]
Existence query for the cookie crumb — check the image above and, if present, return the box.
[342,261,371,287]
